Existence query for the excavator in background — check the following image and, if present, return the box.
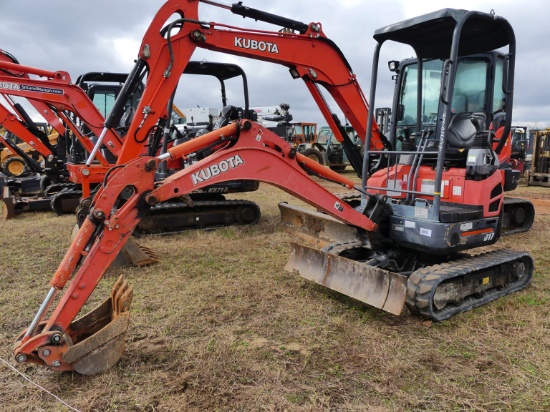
[12,1,535,375]
[0,49,133,199]
[295,124,358,171]
[294,108,392,172]
[0,123,57,177]
[0,50,124,219]
[0,54,260,229]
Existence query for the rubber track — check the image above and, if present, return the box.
[136,199,261,234]
[406,249,533,321]
[502,197,535,236]
[44,182,76,196]
[50,188,82,215]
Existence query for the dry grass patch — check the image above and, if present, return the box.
[1,177,549,411]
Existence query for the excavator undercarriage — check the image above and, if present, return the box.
[136,197,260,234]
[281,203,533,321]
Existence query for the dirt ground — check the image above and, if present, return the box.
[1,174,549,411]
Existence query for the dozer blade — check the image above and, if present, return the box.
[278,202,362,247]
[286,242,408,316]
[62,276,133,375]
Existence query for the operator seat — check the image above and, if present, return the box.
[420,111,487,167]
[443,111,487,166]
[214,105,241,129]
[447,111,486,150]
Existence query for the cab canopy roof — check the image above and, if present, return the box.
[183,61,245,82]
[373,9,514,58]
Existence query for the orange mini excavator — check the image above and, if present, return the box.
[13,1,534,374]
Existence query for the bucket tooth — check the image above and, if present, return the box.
[62,276,133,375]
[286,242,407,316]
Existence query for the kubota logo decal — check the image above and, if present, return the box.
[234,37,279,54]
[191,155,245,185]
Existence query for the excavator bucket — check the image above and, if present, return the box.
[112,236,161,268]
[279,202,407,316]
[70,224,160,268]
[62,275,133,375]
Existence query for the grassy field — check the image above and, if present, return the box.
[1,173,549,411]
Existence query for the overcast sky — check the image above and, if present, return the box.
[1,0,549,129]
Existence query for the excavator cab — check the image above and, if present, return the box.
[365,8,533,235]
[360,10,516,252]
[391,53,503,150]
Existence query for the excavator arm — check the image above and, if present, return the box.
[13,119,377,373]
[13,0,387,374]
[0,49,67,137]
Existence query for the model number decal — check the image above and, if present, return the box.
[191,154,245,185]
[483,232,495,242]
[235,37,280,54]
[0,82,63,95]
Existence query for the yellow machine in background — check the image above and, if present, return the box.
[0,124,58,177]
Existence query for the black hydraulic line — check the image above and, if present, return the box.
[157,92,176,177]
[146,121,165,154]
[230,2,309,34]
[331,113,364,176]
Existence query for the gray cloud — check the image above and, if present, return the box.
[1,0,548,128]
